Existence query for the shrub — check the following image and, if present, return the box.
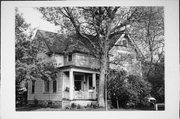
[71,103,76,109]
[108,70,152,109]
[90,102,99,109]
[77,104,82,109]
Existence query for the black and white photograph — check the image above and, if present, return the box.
[15,6,165,111]
[1,1,179,119]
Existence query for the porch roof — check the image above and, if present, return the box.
[58,65,99,73]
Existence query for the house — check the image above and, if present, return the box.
[27,30,143,108]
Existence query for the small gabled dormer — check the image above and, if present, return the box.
[117,37,130,48]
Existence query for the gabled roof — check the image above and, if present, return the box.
[34,29,144,59]
[113,33,145,60]
[124,34,145,60]
[34,30,90,55]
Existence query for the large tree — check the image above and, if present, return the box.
[127,7,164,102]
[37,7,164,107]
[129,7,164,64]
[15,8,58,105]
[15,8,35,104]
[37,7,140,107]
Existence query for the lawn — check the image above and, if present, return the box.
[16,105,149,111]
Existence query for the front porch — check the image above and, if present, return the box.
[61,67,99,102]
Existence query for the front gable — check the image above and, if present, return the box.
[109,34,142,76]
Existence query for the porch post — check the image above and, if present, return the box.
[69,70,74,100]
[92,73,96,89]
[92,73,96,99]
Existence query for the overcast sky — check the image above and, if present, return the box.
[18,7,59,33]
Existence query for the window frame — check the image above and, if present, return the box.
[122,40,127,47]
[68,54,72,62]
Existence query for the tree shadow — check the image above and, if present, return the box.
[16,105,43,111]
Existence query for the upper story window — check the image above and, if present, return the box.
[122,40,128,47]
[68,54,72,62]
[119,39,128,47]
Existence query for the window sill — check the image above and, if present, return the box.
[43,92,57,94]
[43,92,50,94]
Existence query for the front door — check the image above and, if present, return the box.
[74,74,84,91]
[74,74,85,99]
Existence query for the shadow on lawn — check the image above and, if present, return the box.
[16,105,45,111]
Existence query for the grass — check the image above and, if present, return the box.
[16,105,150,111]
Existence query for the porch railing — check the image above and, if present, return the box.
[74,91,96,100]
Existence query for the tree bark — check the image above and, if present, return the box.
[98,53,107,107]
[98,19,111,108]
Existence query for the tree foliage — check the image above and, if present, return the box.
[143,57,164,103]
[108,70,151,108]
[128,7,164,63]
[15,8,34,104]
[128,7,165,103]
[15,8,58,105]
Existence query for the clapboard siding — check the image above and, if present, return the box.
[74,53,100,69]
[27,72,63,102]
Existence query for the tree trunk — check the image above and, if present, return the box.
[98,20,111,107]
[98,54,107,107]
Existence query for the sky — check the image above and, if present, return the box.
[18,7,59,33]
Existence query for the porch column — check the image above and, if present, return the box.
[92,73,96,99]
[92,73,96,89]
[69,70,74,100]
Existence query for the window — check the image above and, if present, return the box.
[53,80,57,93]
[44,80,49,93]
[123,40,127,47]
[68,54,72,62]
[32,80,35,94]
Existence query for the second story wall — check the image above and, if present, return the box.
[64,53,100,69]
[52,54,64,67]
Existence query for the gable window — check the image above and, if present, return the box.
[32,80,35,94]
[44,80,50,93]
[53,80,57,93]
[68,54,72,62]
[123,40,127,47]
